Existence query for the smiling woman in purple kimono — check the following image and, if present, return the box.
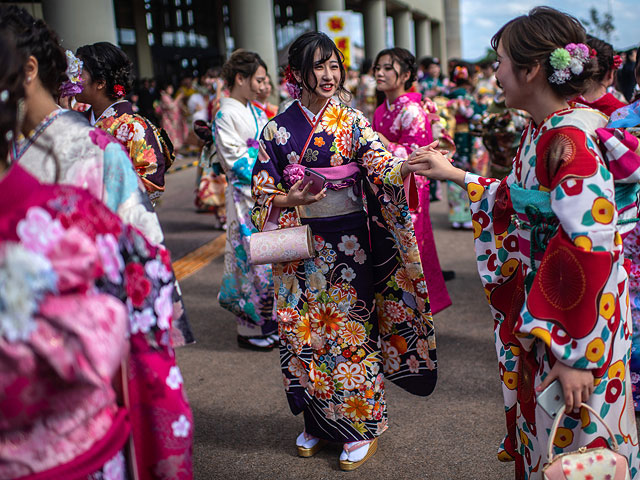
[372,47,452,315]
[252,32,437,471]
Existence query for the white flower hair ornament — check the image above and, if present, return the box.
[60,50,84,97]
[548,43,594,85]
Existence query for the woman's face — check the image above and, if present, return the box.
[259,77,272,100]
[427,63,441,78]
[495,41,525,110]
[166,84,174,96]
[75,66,100,105]
[305,49,341,101]
[374,54,408,93]
[236,65,267,102]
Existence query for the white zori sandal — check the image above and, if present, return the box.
[296,431,327,457]
[339,438,378,471]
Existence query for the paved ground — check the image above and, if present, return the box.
[156,157,514,479]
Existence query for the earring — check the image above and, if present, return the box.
[27,76,32,83]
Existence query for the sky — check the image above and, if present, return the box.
[461,0,639,61]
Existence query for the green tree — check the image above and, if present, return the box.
[581,7,615,42]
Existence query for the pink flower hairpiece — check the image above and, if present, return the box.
[284,65,301,100]
[613,54,623,69]
[548,43,591,85]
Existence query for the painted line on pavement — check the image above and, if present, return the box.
[167,159,198,174]
[172,234,226,280]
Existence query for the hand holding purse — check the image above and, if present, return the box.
[542,403,630,479]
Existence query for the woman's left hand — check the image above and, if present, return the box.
[536,360,595,413]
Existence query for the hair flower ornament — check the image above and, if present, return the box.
[548,43,590,85]
[284,65,301,100]
[59,50,84,97]
[113,84,126,98]
[613,54,623,69]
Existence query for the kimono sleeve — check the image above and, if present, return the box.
[125,116,167,193]
[251,121,291,231]
[386,103,433,159]
[214,109,252,184]
[102,142,165,245]
[524,126,621,371]
[352,111,406,193]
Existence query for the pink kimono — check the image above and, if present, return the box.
[0,166,192,479]
[374,92,452,314]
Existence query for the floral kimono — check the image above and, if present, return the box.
[447,87,483,226]
[91,100,171,203]
[157,91,188,151]
[465,106,640,478]
[214,97,276,336]
[252,98,437,442]
[0,165,192,480]
[12,108,194,346]
[373,92,451,314]
[608,100,640,411]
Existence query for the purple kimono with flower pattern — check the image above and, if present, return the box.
[252,99,437,442]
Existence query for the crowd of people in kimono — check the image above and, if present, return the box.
[4,2,640,479]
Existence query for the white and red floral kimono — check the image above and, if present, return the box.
[465,106,640,478]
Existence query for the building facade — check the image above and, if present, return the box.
[4,0,460,85]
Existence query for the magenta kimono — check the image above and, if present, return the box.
[0,166,193,480]
[374,92,451,314]
[252,99,437,442]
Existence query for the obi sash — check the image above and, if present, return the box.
[285,163,365,219]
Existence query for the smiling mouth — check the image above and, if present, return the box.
[320,84,334,92]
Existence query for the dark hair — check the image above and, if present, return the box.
[287,31,350,103]
[449,61,474,87]
[76,42,134,100]
[491,6,595,98]
[0,31,25,165]
[0,5,67,97]
[587,35,615,83]
[220,49,267,88]
[420,56,440,70]
[373,47,417,91]
[360,58,373,76]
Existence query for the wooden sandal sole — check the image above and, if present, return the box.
[339,438,378,471]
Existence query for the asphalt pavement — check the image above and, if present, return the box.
[156,156,514,479]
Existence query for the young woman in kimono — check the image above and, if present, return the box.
[157,83,188,152]
[215,50,277,350]
[573,35,626,116]
[251,32,438,470]
[607,53,640,411]
[372,47,451,315]
[0,8,194,477]
[446,62,482,229]
[414,7,640,478]
[75,42,171,204]
[0,31,192,480]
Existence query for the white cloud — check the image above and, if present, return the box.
[461,0,639,60]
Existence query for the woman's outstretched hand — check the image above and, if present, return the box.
[536,360,595,413]
[272,179,327,208]
[402,140,467,187]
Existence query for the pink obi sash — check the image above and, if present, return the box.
[15,408,131,480]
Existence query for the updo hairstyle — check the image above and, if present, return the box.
[373,47,417,91]
[221,49,267,88]
[586,35,616,84]
[76,42,134,100]
[288,32,351,103]
[0,5,66,97]
[491,6,596,98]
